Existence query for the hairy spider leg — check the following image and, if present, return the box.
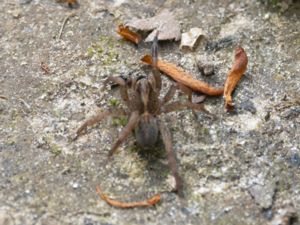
[161,101,209,115]
[74,108,127,140]
[150,31,161,91]
[161,83,178,106]
[108,111,140,157]
[160,82,204,116]
[158,119,183,197]
[159,82,192,106]
[103,76,130,105]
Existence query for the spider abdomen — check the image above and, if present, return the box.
[135,115,159,149]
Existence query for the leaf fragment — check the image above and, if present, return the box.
[141,55,224,96]
[180,27,205,50]
[126,9,181,42]
[96,185,161,208]
[223,46,248,109]
[117,24,141,45]
[56,0,79,8]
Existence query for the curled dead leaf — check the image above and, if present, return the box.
[141,55,223,96]
[117,24,141,45]
[223,46,248,109]
[96,185,161,208]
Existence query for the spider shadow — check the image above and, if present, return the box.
[131,137,171,186]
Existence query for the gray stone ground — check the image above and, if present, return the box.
[0,0,299,224]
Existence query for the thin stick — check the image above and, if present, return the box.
[58,12,76,39]
[0,96,8,100]
[19,98,31,110]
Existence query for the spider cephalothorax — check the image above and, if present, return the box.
[74,35,207,196]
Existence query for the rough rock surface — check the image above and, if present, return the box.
[0,0,299,224]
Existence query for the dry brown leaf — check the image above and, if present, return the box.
[223,46,248,109]
[126,9,181,42]
[117,24,141,44]
[96,185,161,208]
[141,55,224,96]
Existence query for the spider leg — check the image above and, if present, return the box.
[73,108,127,140]
[138,79,150,114]
[158,119,183,197]
[161,82,196,106]
[177,83,193,102]
[103,76,126,87]
[108,111,140,157]
[103,76,130,106]
[162,101,211,116]
[161,83,177,106]
[177,83,208,118]
[151,30,162,91]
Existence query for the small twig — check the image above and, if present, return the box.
[72,210,110,217]
[0,95,8,100]
[58,12,76,39]
[19,98,31,111]
[41,62,51,74]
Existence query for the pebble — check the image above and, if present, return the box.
[248,180,276,209]
[9,9,22,19]
[196,58,215,76]
[264,13,270,20]
[198,63,214,76]
[70,181,79,189]
[288,153,300,167]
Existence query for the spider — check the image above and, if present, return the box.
[74,35,208,196]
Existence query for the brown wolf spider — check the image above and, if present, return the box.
[74,35,207,196]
